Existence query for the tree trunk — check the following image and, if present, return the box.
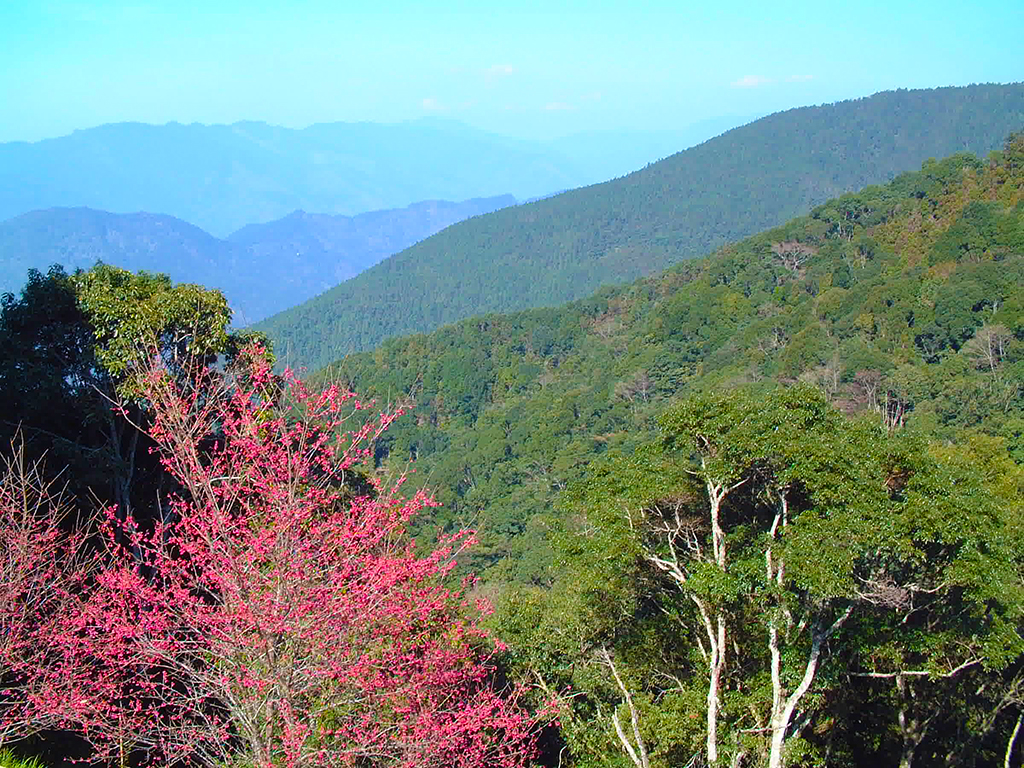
[644,468,744,765]
[703,475,733,764]
[107,405,143,562]
[707,612,725,764]
[767,608,852,768]
[895,674,932,768]
[1007,712,1023,768]
[602,647,650,768]
[693,595,725,765]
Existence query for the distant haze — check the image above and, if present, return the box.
[0,195,517,322]
[1,1,1021,143]
[0,117,751,236]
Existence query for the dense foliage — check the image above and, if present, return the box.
[5,350,535,768]
[0,350,537,768]
[259,83,1024,371]
[496,388,1023,767]
[3,124,1024,767]
[313,133,1024,586]
[0,263,243,534]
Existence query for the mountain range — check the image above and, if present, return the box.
[0,195,515,322]
[0,117,746,238]
[310,132,1024,581]
[255,83,1024,371]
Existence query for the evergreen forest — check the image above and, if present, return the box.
[256,83,1024,371]
[312,133,1024,766]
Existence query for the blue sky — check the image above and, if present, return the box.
[2,0,1021,143]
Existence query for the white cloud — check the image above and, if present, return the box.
[483,64,517,86]
[420,98,445,111]
[787,74,814,82]
[731,75,774,88]
[544,101,575,111]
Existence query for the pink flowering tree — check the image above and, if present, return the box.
[51,347,537,768]
[0,442,91,749]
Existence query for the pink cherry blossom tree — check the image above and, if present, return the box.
[0,441,92,750]
[49,347,537,768]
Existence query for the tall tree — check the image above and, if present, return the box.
[0,264,241,531]
[499,386,1023,767]
[43,347,536,768]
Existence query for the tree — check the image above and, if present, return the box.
[514,385,1023,768]
[962,323,1012,374]
[0,267,103,508]
[69,264,236,533]
[48,347,536,768]
[838,434,1024,767]
[0,441,92,750]
[0,264,240,536]
[651,387,885,767]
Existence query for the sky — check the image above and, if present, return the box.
[1,0,1022,143]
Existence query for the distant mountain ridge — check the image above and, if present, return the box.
[0,118,745,237]
[224,195,516,323]
[0,120,570,236]
[0,195,515,322]
[255,83,1024,372]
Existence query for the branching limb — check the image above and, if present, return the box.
[600,647,650,768]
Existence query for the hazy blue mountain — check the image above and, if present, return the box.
[255,83,1024,372]
[0,206,240,291]
[0,195,516,322]
[0,118,746,237]
[223,195,516,323]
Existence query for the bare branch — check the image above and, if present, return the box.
[600,647,650,768]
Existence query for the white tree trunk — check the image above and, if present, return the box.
[702,474,735,765]
[642,467,745,766]
[602,647,650,768]
[767,608,852,768]
[1006,712,1023,768]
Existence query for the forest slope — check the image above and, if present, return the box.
[315,133,1024,583]
[259,83,1024,371]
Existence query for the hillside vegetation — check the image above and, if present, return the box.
[260,83,1024,371]
[3,133,1023,768]
[314,132,1024,583]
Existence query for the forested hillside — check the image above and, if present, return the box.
[260,83,1024,371]
[295,136,1024,765]
[314,132,1024,583]
[225,195,515,322]
[0,207,240,296]
[3,135,1023,768]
